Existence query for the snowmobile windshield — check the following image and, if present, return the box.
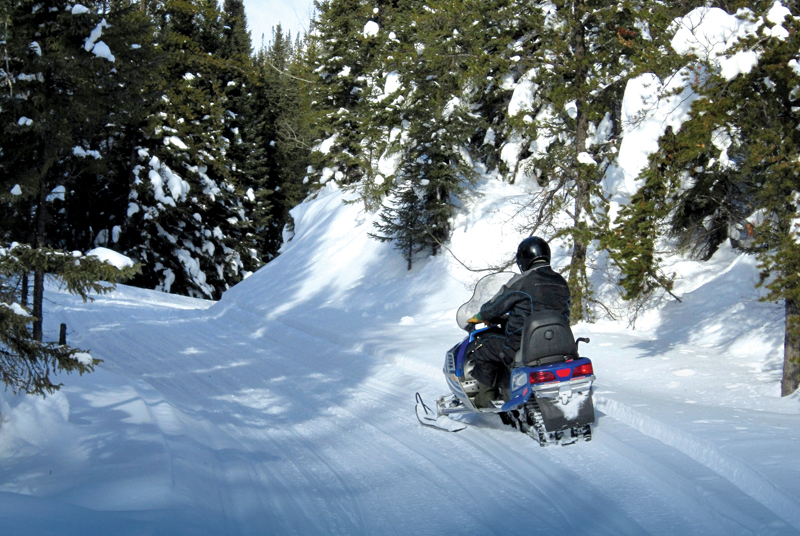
[456,272,516,330]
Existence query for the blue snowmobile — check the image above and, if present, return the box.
[416,272,596,446]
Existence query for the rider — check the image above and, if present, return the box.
[466,236,571,403]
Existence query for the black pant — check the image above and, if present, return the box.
[469,334,514,388]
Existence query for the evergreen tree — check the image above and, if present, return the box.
[369,180,425,269]
[307,0,381,188]
[121,0,257,298]
[503,0,685,321]
[368,0,485,266]
[0,243,137,395]
[0,0,157,327]
[610,2,800,394]
[251,25,315,256]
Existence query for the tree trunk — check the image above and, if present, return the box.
[20,272,28,307]
[568,0,590,322]
[782,298,800,396]
[32,270,45,341]
[32,176,48,342]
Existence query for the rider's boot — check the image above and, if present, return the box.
[473,386,497,408]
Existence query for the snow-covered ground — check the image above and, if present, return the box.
[1,180,798,535]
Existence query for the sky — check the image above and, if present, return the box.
[242,0,316,50]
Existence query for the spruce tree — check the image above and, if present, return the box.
[612,2,800,394]
[0,0,157,328]
[503,0,685,321]
[369,180,426,270]
[0,243,137,395]
[251,25,315,257]
[367,0,485,266]
[121,0,256,298]
[307,0,381,188]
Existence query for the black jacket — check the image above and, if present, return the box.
[479,263,570,352]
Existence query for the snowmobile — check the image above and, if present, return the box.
[416,272,596,446]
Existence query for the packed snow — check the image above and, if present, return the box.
[0,177,797,535]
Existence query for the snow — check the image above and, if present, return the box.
[577,151,596,165]
[1,169,797,534]
[86,247,134,269]
[165,136,188,150]
[314,133,338,155]
[508,79,535,116]
[17,117,32,126]
[72,352,93,366]
[377,150,401,177]
[383,71,401,97]
[73,146,101,159]
[363,20,379,38]
[84,19,115,62]
[10,185,21,196]
[0,302,29,317]
[1,6,800,535]
[71,4,89,15]
[671,6,762,80]
[46,185,66,202]
[442,96,461,119]
[606,72,697,199]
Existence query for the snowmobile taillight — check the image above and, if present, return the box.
[556,368,571,378]
[572,363,593,377]
[529,371,557,384]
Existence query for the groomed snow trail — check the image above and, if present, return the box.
[1,185,798,535]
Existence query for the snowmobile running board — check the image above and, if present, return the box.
[415,393,467,432]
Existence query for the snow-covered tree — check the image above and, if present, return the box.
[0,243,136,395]
[121,0,257,298]
[497,0,684,321]
[307,0,383,188]
[0,0,157,321]
[611,2,800,394]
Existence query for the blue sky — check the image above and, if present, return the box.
[242,0,316,50]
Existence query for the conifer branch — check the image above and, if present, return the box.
[265,59,315,84]
[424,225,513,273]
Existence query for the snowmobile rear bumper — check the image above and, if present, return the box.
[531,376,595,432]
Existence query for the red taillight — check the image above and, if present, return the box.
[529,371,557,384]
[573,363,593,377]
[556,368,571,378]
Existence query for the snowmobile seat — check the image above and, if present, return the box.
[513,310,577,368]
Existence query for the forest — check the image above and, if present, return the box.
[1,0,799,396]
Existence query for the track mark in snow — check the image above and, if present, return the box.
[596,396,800,531]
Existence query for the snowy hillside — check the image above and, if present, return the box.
[0,178,798,535]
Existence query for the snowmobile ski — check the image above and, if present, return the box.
[415,393,467,432]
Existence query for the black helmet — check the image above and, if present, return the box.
[516,236,550,272]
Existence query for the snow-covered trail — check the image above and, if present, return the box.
[1,278,796,536]
[2,184,799,535]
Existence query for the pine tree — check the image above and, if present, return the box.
[121,0,256,298]
[0,243,137,395]
[251,25,315,257]
[307,0,381,188]
[367,0,486,266]
[369,180,426,269]
[502,0,685,321]
[614,2,800,394]
[0,0,158,329]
